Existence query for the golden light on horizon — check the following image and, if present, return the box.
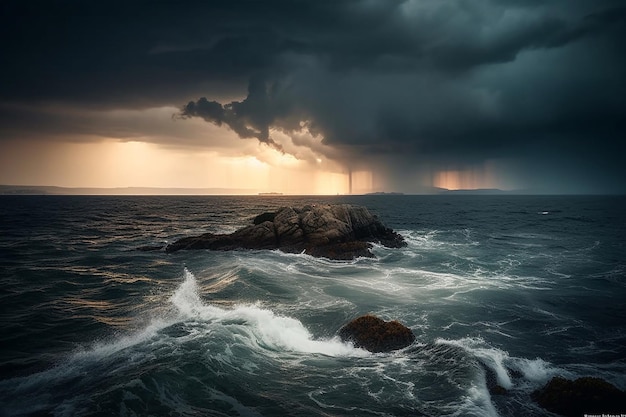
[0,138,357,195]
[0,106,361,194]
[435,170,463,190]
[313,172,348,195]
[351,170,373,194]
[433,163,498,190]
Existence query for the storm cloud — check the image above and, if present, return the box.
[178,75,285,150]
[1,0,625,192]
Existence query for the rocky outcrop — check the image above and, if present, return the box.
[531,376,626,416]
[166,204,406,260]
[338,315,415,352]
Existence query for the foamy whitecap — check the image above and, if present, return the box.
[510,357,555,382]
[171,268,369,357]
[436,336,557,390]
[460,384,500,417]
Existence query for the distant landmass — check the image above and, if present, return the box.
[0,185,259,196]
[2,185,600,196]
[441,188,511,195]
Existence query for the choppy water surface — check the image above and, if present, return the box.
[0,195,625,416]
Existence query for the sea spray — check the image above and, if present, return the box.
[172,268,368,356]
[436,336,558,390]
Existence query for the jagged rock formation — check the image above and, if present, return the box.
[166,204,406,260]
[338,315,415,352]
[531,376,626,416]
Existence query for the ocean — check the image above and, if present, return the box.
[0,195,625,417]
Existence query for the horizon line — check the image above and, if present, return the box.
[0,184,623,197]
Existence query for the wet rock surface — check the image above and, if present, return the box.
[338,315,415,352]
[166,204,406,260]
[531,376,626,416]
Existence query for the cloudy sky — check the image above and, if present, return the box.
[1,0,624,194]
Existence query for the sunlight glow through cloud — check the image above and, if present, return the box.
[433,163,499,191]
[1,1,624,194]
[0,137,356,194]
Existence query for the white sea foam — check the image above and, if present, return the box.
[171,268,369,357]
[509,357,555,382]
[2,267,366,401]
[436,336,557,390]
[459,384,499,417]
[74,318,172,362]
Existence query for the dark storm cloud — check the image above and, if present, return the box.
[169,0,625,162]
[178,75,285,150]
[1,0,625,191]
[3,0,621,105]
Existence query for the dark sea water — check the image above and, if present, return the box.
[1,195,625,417]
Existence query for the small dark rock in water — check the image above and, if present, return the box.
[166,204,406,260]
[531,376,626,416]
[338,315,415,352]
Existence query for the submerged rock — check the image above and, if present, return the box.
[166,204,406,260]
[531,376,626,416]
[338,315,415,352]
